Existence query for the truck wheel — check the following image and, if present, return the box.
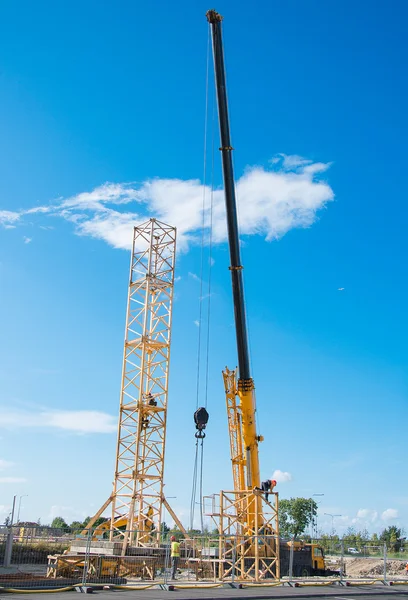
[299,566,310,577]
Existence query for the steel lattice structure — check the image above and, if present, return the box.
[85,219,181,552]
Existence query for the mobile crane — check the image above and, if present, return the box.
[206,9,339,581]
[205,9,279,580]
[207,6,267,532]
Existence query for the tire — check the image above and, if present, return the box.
[298,566,310,577]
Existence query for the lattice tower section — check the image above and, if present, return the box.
[110,219,176,549]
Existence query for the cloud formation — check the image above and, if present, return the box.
[1,155,334,251]
[0,210,20,228]
[0,408,117,434]
[0,458,26,484]
[0,459,14,471]
[272,469,292,483]
[381,508,398,521]
[356,508,378,523]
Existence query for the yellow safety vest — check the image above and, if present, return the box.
[171,541,180,557]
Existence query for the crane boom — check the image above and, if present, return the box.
[207,9,261,493]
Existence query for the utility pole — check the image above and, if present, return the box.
[310,494,324,538]
[324,513,341,536]
[17,495,28,523]
[3,495,16,567]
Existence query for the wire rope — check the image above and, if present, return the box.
[189,439,199,531]
[203,84,216,411]
[190,27,212,534]
[194,24,211,411]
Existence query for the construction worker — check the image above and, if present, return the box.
[147,393,157,407]
[405,562,408,576]
[260,479,277,502]
[170,535,180,580]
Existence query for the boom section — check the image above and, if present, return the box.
[207,9,250,382]
[207,9,260,490]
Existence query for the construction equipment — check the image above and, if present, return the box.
[204,8,279,580]
[81,219,186,554]
[205,9,337,582]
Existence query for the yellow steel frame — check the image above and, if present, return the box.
[83,219,182,553]
[207,489,279,581]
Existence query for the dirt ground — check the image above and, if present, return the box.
[331,556,408,578]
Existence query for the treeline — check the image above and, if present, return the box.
[314,526,406,553]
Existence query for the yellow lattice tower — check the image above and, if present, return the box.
[85,219,184,554]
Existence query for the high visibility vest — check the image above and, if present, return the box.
[171,541,180,557]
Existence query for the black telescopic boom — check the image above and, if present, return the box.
[206,9,251,382]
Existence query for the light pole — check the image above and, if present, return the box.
[324,513,342,536]
[10,495,17,525]
[17,495,28,524]
[311,494,324,538]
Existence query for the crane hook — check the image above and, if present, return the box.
[194,407,209,439]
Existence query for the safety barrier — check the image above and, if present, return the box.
[1,527,408,589]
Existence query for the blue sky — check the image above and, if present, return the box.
[0,0,407,535]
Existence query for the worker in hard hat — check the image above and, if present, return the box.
[260,479,277,502]
[170,535,180,580]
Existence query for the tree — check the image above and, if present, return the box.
[70,521,85,533]
[379,526,405,552]
[160,522,170,536]
[50,516,70,531]
[279,498,317,539]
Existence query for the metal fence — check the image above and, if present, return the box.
[1,527,407,590]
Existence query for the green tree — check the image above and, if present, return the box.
[279,498,317,538]
[161,521,170,534]
[51,516,70,531]
[379,526,405,552]
[168,525,183,540]
[70,520,85,533]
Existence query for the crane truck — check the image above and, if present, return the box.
[206,9,340,580]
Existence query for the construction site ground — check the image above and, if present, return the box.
[328,557,408,578]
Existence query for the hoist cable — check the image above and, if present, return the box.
[194,25,211,411]
[189,439,199,531]
[199,438,205,532]
[203,86,216,411]
[190,29,211,533]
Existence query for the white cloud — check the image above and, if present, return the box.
[23,236,32,244]
[1,155,334,251]
[280,154,313,170]
[62,182,141,211]
[356,508,378,523]
[0,477,27,483]
[381,508,398,521]
[194,320,200,327]
[188,272,201,281]
[0,408,116,434]
[0,459,14,471]
[272,469,292,483]
[0,210,20,228]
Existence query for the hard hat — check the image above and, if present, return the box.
[271,479,277,486]
[170,535,176,541]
